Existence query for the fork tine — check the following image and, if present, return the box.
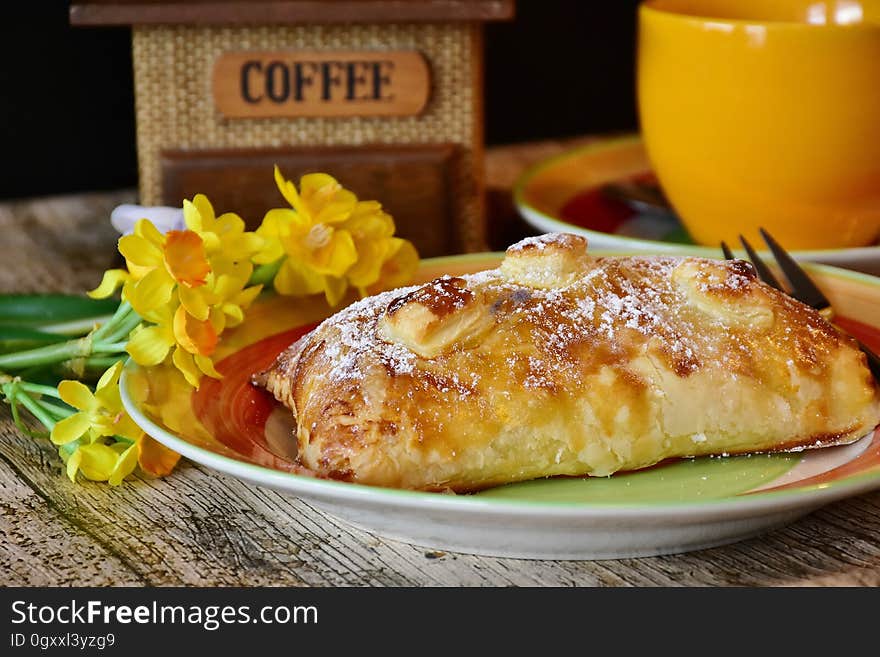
[758,228,832,313]
[738,235,785,292]
[720,241,735,260]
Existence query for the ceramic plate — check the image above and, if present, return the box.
[514,134,880,276]
[120,253,880,560]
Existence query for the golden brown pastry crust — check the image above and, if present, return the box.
[255,233,880,491]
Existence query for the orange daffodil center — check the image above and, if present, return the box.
[255,166,418,306]
[163,230,210,288]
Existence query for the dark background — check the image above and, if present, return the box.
[0,1,641,200]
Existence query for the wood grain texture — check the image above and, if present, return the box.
[161,145,457,256]
[2,138,880,586]
[0,444,144,587]
[69,1,516,26]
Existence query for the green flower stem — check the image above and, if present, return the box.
[13,389,57,430]
[92,342,128,354]
[37,315,113,337]
[0,337,93,371]
[39,401,74,421]
[250,259,283,287]
[73,356,123,370]
[57,355,124,380]
[8,393,28,434]
[16,382,63,398]
[91,301,131,342]
[102,311,141,345]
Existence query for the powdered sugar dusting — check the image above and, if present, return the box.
[507,232,581,253]
[316,285,422,384]
[299,253,836,398]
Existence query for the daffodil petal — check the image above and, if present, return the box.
[274,259,326,296]
[140,302,173,327]
[314,191,358,225]
[127,267,175,317]
[173,305,218,356]
[126,324,173,366]
[368,239,419,294]
[212,273,238,300]
[138,435,181,477]
[323,276,350,307]
[125,262,153,282]
[211,258,251,290]
[253,240,285,265]
[201,232,221,253]
[233,284,262,309]
[108,443,140,486]
[310,229,358,277]
[209,307,227,335]
[96,361,123,391]
[178,284,210,321]
[93,380,122,411]
[344,202,395,239]
[346,239,389,288]
[182,198,203,232]
[124,367,150,406]
[58,380,97,411]
[50,412,92,445]
[300,172,340,197]
[76,443,120,481]
[88,269,130,299]
[119,234,163,268]
[256,208,296,238]
[134,218,166,245]
[274,166,307,216]
[194,354,222,379]
[113,413,145,443]
[223,232,264,261]
[193,194,216,227]
[172,347,203,388]
[214,211,244,237]
[66,448,83,482]
[222,303,244,325]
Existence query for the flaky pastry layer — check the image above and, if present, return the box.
[254,233,880,491]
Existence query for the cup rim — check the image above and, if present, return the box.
[641,0,880,30]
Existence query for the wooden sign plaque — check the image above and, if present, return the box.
[213,51,431,118]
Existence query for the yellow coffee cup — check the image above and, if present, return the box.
[637,0,880,249]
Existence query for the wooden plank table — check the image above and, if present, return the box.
[3,139,880,587]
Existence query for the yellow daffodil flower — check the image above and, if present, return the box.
[343,200,419,295]
[89,195,263,389]
[89,195,262,320]
[254,168,357,305]
[126,303,223,388]
[51,361,143,447]
[52,362,182,484]
[255,167,418,305]
[363,238,420,296]
[65,441,138,486]
[183,194,263,261]
[49,362,146,485]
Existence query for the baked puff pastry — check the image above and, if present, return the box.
[254,233,880,491]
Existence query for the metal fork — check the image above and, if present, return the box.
[721,228,880,381]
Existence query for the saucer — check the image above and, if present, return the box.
[514,134,880,275]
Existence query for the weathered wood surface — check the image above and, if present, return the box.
[2,141,880,586]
